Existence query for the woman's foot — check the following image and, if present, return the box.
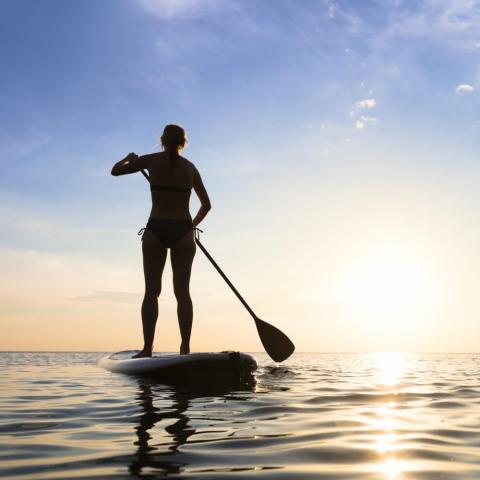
[180,343,190,355]
[132,349,152,359]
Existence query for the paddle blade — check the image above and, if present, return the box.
[254,317,295,362]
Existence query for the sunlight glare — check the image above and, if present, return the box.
[378,458,406,479]
[336,248,435,313]
[374,352,406,386]
[376,433,397,453]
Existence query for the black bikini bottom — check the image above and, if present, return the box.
[143,218,193,248]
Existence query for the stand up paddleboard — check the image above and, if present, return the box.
[98,350,257,383]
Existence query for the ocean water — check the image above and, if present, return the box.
[1,352,480,479]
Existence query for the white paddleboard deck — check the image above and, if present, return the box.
[98,350,257,381]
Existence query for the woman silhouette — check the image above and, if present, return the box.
[111,125,211,358]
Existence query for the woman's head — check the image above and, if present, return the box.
[160,124,187,153]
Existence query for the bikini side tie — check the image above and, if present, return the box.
[194,227,203,241]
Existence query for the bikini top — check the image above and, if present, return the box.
[150,184,191,194]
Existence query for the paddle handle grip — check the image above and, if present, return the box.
[195,238,257,320]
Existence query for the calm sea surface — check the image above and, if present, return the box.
[1,352,480,479]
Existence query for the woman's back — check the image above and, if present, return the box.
[144,152,196,220]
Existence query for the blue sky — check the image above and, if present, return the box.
[1,0,480,352]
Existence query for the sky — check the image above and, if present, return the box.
[1,0,480,353]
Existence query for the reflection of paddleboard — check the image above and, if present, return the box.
[98,350,257,382]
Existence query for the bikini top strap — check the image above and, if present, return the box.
[150,184,191,193]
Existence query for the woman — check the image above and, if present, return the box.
[111,125,211,358]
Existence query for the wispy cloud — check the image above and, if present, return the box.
[455,83,475,92]
[380,0,480,49]
[354,98,377,109]
[355,119,365,130]
[436,0,480,33]
[0,129,51,158]
[137,0,220,19]
[0,202,132,251]
[0,247,142,303]
[75,290,142,304]
[132,0,254,102]
[352,99,377,130]
[355,116,377,130]
[328,3,336,19]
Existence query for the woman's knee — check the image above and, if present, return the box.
[173,283,190,301]
[144,285,161,299]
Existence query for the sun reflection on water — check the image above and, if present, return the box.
[378,458,407,479]
[376,432,397,452]
[374,352,406,386]
[371,353,410,478]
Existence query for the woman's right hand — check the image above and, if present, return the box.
[111,152,144,176]
[123,152,138,164]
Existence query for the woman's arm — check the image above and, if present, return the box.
[192,167,211,228]
[111,153,148,176]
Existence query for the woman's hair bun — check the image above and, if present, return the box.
[161,124,187,168]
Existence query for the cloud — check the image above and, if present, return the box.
[352,98,377,130]
[380,0,480,50]
[0,202,133,256]
[354,98,377,109]
[0,129,51,159]
[437,0,480,33]
[355,116,377,130]
[328,3,336,19]
[455,83,475,92]
[137,0,219,19]
[75,290,142,304]
[0,248,141,298]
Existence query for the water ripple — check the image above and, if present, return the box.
[1,353,480,479]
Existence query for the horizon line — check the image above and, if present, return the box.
[1,350,479,355]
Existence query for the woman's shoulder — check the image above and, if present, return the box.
[139,151,165,164]
[180,156,197,171]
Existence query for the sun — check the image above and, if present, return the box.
[336,246,436,314]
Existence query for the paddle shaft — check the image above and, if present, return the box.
[140,169,257,320]
[194,237,257,320]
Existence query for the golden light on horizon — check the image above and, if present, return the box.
[374,352,406,386]
[339,249,435,314]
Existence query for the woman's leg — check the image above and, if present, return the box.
[170,230,196,354]
[133,229,167,358]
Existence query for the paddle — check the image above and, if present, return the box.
[140,169,295,362]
